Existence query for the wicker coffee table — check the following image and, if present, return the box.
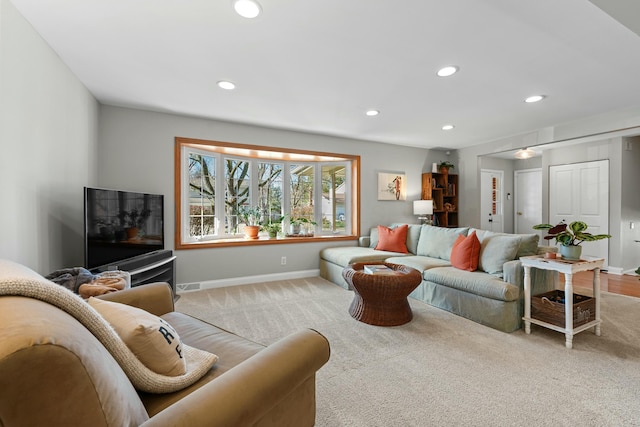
[342,262,422,326]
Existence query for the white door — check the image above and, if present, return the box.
[515,168,542,234]
[480,170,504,232]
[549,160,609,267]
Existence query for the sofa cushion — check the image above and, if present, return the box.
[476,234,521,277]
[384,256,451,275]
[375,224,409,253]
[416,226,469,260]
[471,229,540,258]
[89,297,188,377]
[450,231,481,271]
[423,267,519,302]
[390,223,422,254]
[320,246,405,267]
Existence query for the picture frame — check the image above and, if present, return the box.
[377,172,406,201]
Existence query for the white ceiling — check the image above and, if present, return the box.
[9,0,640,150]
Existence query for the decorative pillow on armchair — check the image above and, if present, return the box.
[375,224,409,253]
[88,297,187,376]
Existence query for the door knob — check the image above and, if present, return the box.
[517,211,523,215]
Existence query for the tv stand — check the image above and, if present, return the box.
[91,250,176,296]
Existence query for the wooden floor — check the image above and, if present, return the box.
[562,271,640,298]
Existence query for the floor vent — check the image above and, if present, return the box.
[177,282,201,292]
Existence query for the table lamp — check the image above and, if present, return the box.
[413,200,433,225]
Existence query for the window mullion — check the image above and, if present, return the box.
[283,161,291,228]
[214,154,224,236]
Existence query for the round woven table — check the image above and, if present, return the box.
[342,262,422,326]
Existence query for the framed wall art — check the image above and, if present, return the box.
[377,172,406,201]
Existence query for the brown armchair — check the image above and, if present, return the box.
[0,260,330,426]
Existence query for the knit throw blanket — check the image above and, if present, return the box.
[0,259,216,394]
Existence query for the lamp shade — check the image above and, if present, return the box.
[413,200,433,215]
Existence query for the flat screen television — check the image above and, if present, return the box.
[84,187,164,269]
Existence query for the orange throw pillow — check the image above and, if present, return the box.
[375,224,409,253]
[450,231,481,271]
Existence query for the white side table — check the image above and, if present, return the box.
[521,255,604,349]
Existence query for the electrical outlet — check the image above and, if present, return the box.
[281,256,287,265]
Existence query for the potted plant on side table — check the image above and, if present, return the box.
[533,220,611,260]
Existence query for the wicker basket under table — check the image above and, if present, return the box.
[342,262,422,326]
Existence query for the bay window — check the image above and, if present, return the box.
[175,137,359,248]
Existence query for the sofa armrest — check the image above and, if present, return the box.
[359,236,370,247]
[140,329,330,427]
[503,260,558,296]
[96,282,174,316]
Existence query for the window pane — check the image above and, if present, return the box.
[259,162,284,223]
[321,165,346,232]
[177,137,359,247]
[225,158,250,234]
[290,164,314,231]
[188,153,215,237]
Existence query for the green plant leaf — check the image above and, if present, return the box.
[568,221,588,234]
[556,234,573,245]
[532,224,554,230]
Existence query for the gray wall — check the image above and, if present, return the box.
[0,0,99,274]
[460,119,640,273]
[620,137,640,271]
[98,106,439,284]
[5,0,639,279]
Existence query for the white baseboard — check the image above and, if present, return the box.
[177,269,320,293]
[607,266,623,275]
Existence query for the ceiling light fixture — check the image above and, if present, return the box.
[437,66,459,77]
[514,148,536,159]
[365,110,380,116]
[232,0,262,18]
[525,95,545,103]
[442,124,455,131]
[217,80,236,90]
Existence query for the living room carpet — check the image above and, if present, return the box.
[176,277,640,426]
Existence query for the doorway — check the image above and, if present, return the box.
[480,169,504,232]
[514,168,542,234]
[549,159,609,267]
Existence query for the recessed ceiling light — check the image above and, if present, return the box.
[525,95,545,103]
[365,110,380,116]
[442,124,455,131]
[217,80,236,90]
[233,0,262,18]
[437,66,459,77]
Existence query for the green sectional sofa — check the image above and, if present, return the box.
[320,224,557,332]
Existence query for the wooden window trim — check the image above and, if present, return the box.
[174,137,361,249]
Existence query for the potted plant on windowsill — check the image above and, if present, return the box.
[533,220,611,260]
[262,216,284,239]
[438,161,455,174]
[239,206,262,239]
[287,216,317,236]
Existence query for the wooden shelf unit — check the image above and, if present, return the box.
[421,172,458,228]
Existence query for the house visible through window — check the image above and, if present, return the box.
[175,137,360,248]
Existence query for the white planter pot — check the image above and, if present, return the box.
[560,245,582,260]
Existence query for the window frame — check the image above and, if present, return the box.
[175,137,360,249]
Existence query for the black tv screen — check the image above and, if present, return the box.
[84,187,164,269]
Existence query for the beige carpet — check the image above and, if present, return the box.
[176,277,640,426]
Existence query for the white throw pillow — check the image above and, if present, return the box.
[88,297,187,377]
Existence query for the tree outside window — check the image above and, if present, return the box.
[176,137,359,248]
